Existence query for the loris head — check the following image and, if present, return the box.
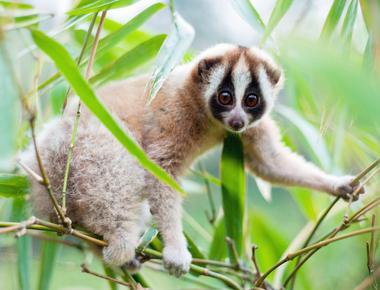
[192,44,284,133]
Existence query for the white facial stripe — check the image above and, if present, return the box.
[204,64,226,99]
[257,65,274,111]
[232,56,251,104]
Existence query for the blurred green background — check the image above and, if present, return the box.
[0,0,379,289]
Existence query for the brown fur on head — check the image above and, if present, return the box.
[190,44,284,132]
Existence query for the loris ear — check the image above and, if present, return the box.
[262,62,284,91]
[197,57,222,81]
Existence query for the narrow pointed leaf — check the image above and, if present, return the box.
[208,217,227,260]
[261,0,294,45]
[68,0,135,16]
[321,0,346,38]
[0,43,20,171]
[0,1,33,9]
[0,174,29,198]
[11,198,31,290]
[231,0,265,30]
[90,34,166,85]
[341,0,358,44]
[146,12,194,102]
[220,133,246,260]
[38,240,59,290]
[30,29,184,195]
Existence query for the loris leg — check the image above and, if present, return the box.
[242,117,365,200]
[147,179,191,277]
[102,220,142,269]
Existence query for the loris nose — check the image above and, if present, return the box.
[229,118,244,131]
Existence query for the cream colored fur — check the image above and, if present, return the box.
[20,44,363,277]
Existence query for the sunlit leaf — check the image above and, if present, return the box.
[231,0,265,31]
[91,34,166,85]
[137,227,158,252]
[220,133,246,260]
[30,29,184,195]
[146,11,194,102]
[0,174,29,198]
[261,0,294,45]
[321,0,346,38]
[255,177,272,202]
[68,0,135,16]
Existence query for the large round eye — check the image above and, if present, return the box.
[217,91,233,106]
[244,94,260,108]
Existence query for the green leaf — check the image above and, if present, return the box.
[30,29,184,195]
[11,198,31,290]
[0,174,29,198]
[0,1,33,9]
[0,43,20,171]
[0,12,53,30]
[146,11,194,102]
[68,0,135,16]
[261,0,294,45]
[103,264,118,290]
[231,0,265,30]
[320,0,346,38]
[38,240,59,290]
[137,227,159,252]
[185,232,205,260]
[94,3,165,59]
[341,0,358,44]
[220,133,246,260]
[90,34,166,85]
[280,39,380,128]
[276,105,331,170]
[208,217,227,261]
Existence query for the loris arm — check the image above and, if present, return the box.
[241,117,363,200]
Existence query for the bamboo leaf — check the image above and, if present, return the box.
[0,174,29,198]
[11,198,31,290]
[341,0,358,44]
[230,0,265,30]
[276,105,331,170]
[281,39,380,128]
[68,0,135,16]
[261,0,294,45]
[255,177,272,202]
[38,240,59,290]
[220,133,246,260]
[208,217,227,261]
[90,34,166,85]
[0,43,20,171]
[0,1,33,9]
[0,12,53,30]
[146,11,194,102]
[30,29,184,195]
[321,0,346,38]
[137,227,159,252]
[103,264,118,290]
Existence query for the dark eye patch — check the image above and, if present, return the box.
[243,79,266,123]
[209,69,235,122]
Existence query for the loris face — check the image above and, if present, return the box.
[195,44,283,133]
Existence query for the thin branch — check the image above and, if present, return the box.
[354,267,380,290]
[61,10,106,213]
[81,264,131,288]
[17,159,43,184]
[225,237,241,268]
[0,218,242,290]
[255,226,380,287]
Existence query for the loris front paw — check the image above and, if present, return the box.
[332,176,365,201]
[163,245,192,277]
